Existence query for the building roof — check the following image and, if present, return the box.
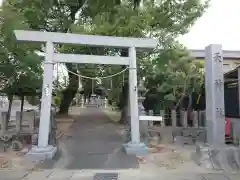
[190,50,240,60]
[224,66,240,79]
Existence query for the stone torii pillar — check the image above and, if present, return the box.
[14,30,158,157]
[128,47,140,144]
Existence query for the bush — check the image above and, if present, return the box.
[52,96,61,107]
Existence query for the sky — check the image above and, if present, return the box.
[178,0,240,50]
[1,0,239,50]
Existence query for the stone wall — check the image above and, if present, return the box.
[140,109,240,146]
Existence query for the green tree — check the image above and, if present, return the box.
[144,43,204,110]
[75,0,208,113]
[0,1,43,121]
[2,0,209,114]
[0,1,42,95]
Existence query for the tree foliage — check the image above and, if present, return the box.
[144,43,204,109]
[0,0,209,113]
[0,1,42,97]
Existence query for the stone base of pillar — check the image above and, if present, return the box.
[25,145,58,161]
[193,143,240,171]
[123,142,148,156]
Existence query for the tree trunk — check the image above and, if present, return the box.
[118,49,129,124]
[59,66,79,114]
[6,94,13,126]
[20,95,24,123]
[187,92,193,126]
[58,2,84,114]
[119,81,129,124]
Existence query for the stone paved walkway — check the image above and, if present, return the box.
[1,169,240,180]
[36,107,138,170]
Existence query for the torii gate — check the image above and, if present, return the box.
[14,30,158,158]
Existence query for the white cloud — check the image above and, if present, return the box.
[178,0,240,50]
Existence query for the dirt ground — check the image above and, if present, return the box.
[0,107,217,173]
[0,113,75,170]
[0,146,32,169]
[103,109,217,173]
[137,143,216,173]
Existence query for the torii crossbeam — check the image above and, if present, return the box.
[14,30,158,159]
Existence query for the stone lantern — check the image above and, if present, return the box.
[138,80,149,139]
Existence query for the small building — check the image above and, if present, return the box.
[190,49,240,73]
[224,67,240,118]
